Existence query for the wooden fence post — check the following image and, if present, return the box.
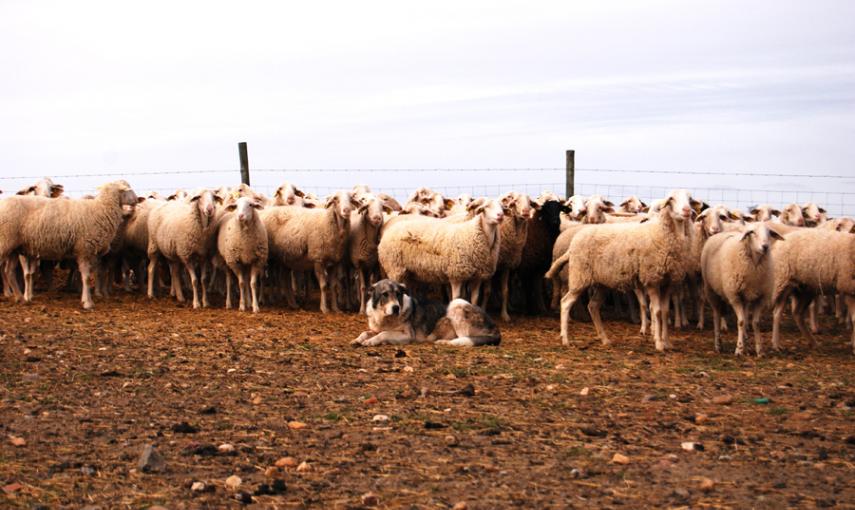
[238,142,250,186]
[565,149,575,198]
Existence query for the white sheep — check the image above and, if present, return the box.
[618,195,648,214]
[378,198,504,303]
[553,190,696,351]
[484,192,533,321]
[347,193,388,313]
[801,202,827,226]
[272,182,306,207]
[0,181,138,308]
[146,189,220,309]
[261,190,358,313]
[770,228,855,353]
[749,204,780,222]
[779,203,806,226]
[16,177,64,198]
[217,197,268,312]
[701,223,784,356]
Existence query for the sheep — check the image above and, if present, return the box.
[802,202,827,226]
[406,187,451,217]
[376,193,402,212]
[483,192,533,321]
[618,196,648,214]
[261,190,358,313]
[779,203,806,226]
[16,177,64,198]
[749,204,780,222]
[146,189,220,309]
[689,205,735,330]
[0,181,138,309]
[820,217,855,233]
[347,193,389,313]
[701,223,784,356]
[378,198,504,303]
[272,182,306,206]
[216,197,268,312]
[770,229,855,353]
[553,191,695,351]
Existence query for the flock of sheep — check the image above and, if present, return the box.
[0,177,852,356]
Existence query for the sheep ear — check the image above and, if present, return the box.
[771,209,781,216]
[17,186,35,195]
[818,207,827,214]
[769,229,785,241]
[466,198,485,212]
[324,196,338,208]
[749,207,759,215]
[294,188,305,198]
[358,203,369,214]
[50,184,64,197]
[250,201,263,210]
[136,196,146,204]
[443,198,455,209]
[695,210,710,223]
[167,194,178,201]
[530,199,541,211]
[740,230,755,241]
[602,205,615,214]
[225,203,238,211]
[214,195,224,204]
[560,205,573,214]
[619,199,630,208]
[189,194,202,202]
[603,200,614,208]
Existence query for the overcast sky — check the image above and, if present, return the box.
[2,1,854,210]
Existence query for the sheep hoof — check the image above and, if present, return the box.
[734,348,745,356]
[500,314,511,323]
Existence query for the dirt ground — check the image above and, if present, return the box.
[1,288,854,509]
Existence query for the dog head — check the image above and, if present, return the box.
[367,279,412,319]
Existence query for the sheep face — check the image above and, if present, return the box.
[741,223,784,263]
[190,189,217,220]
[832,217,855,233]
[802,202,826,225]
[780,203,805,226]
[468,198,504,225]
[273,182,305,206]
[582,195,614,224]
[563,195,587,220]
[619,195,647,214]
[227,196,263,226]
[749,204,780,222]
[500,192,533,220]
[696,205,731,236]
[667,189,703,221]
[357,195,385,227]
[326,191,358,219]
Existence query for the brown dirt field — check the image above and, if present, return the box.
[1,290,854,509]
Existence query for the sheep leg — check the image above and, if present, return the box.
[500,268,512,323]
[733,300,747,356]
[646,285,664,351]
[78,258,95,310]
[770,292,788,351]
[146,257,158,298]
[481,278,492,310]
[21,256,38,303]
[751,303,763,357]
[224,269,233,309]
[587,286,610,346]
[469,279,482,306]
[200,262,210,308]
[250,265,261,313]
[450,281,464,301]
[559,288,584,346]
[633,286,649,336]
[236,266,247,312]
[660,286,674,350]
[549,273,562,311]
[168,262,185,302]
[184,260,201,309]
[3,257,24,301]
[357,266,368,315]
[679,285,689,328]
[792,294,817,349]
[315,263,331,314]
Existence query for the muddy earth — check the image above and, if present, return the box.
[1,289,854,509]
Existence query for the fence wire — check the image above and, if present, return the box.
[2,167,853,217]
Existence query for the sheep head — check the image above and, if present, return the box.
[273,182,305,206]
[741,223,784,264]
[467,197,504,225]
[357,194,385,227]
[226,196,263,225]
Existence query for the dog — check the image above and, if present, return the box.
[351,280,500,347]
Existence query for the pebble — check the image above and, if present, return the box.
[445,435,460,447]
[579,387,590,396]
[191,481,206,492]
[545,384,557,392]
[372,414,390,422]
[699,477,715,491]
[218,443,235,453]
[137,444,165,473]
[694,413,709,424]
[287,421,307,430]
[225,475,242,490]
[611,453,630,465]
[8,435,26,447]
[296,461,311,472]
[712,395,734,405]
[149,506,168,510]
[402,366,414,373]
[251,396,263,405]
[275,456,297,468]
[452,503,468,510]
[361,492,380,506]
[363,396,379,405]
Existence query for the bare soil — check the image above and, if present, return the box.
[1,289,854,509]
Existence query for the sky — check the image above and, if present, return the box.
[1,1,855,212]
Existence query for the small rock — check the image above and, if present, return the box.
[138,444,165,473]
[191,481,206,492]
[424,421,447,429]
[699,477,715,491]
[2,483,22,494]
[372,414,389,422]
[712,395,733,405]
[580,426,607,438]
[452,503,468,510]
[8,435,26,447]
[673,488,690,500]
[361,491,380,506]
[363,395,379,405]
[296,461,311,472]
[570,468,584,479]
[251,396,263,405]
[457,384,476,397]
[611,453,630,465]
[149,506,168,510]
[287,421,307,430]
[275,456,297,468]
[445,435,460,447]
[225,474,242,490]
[402,366,414,373]
[218,443,235,453]
[681,441,698,451]
[694,413,709,424]
[579,387,590,396]
[545,384,558,392]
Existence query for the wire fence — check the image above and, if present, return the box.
[2,167,854,217]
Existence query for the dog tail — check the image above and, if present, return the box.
[443,335,501,347]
